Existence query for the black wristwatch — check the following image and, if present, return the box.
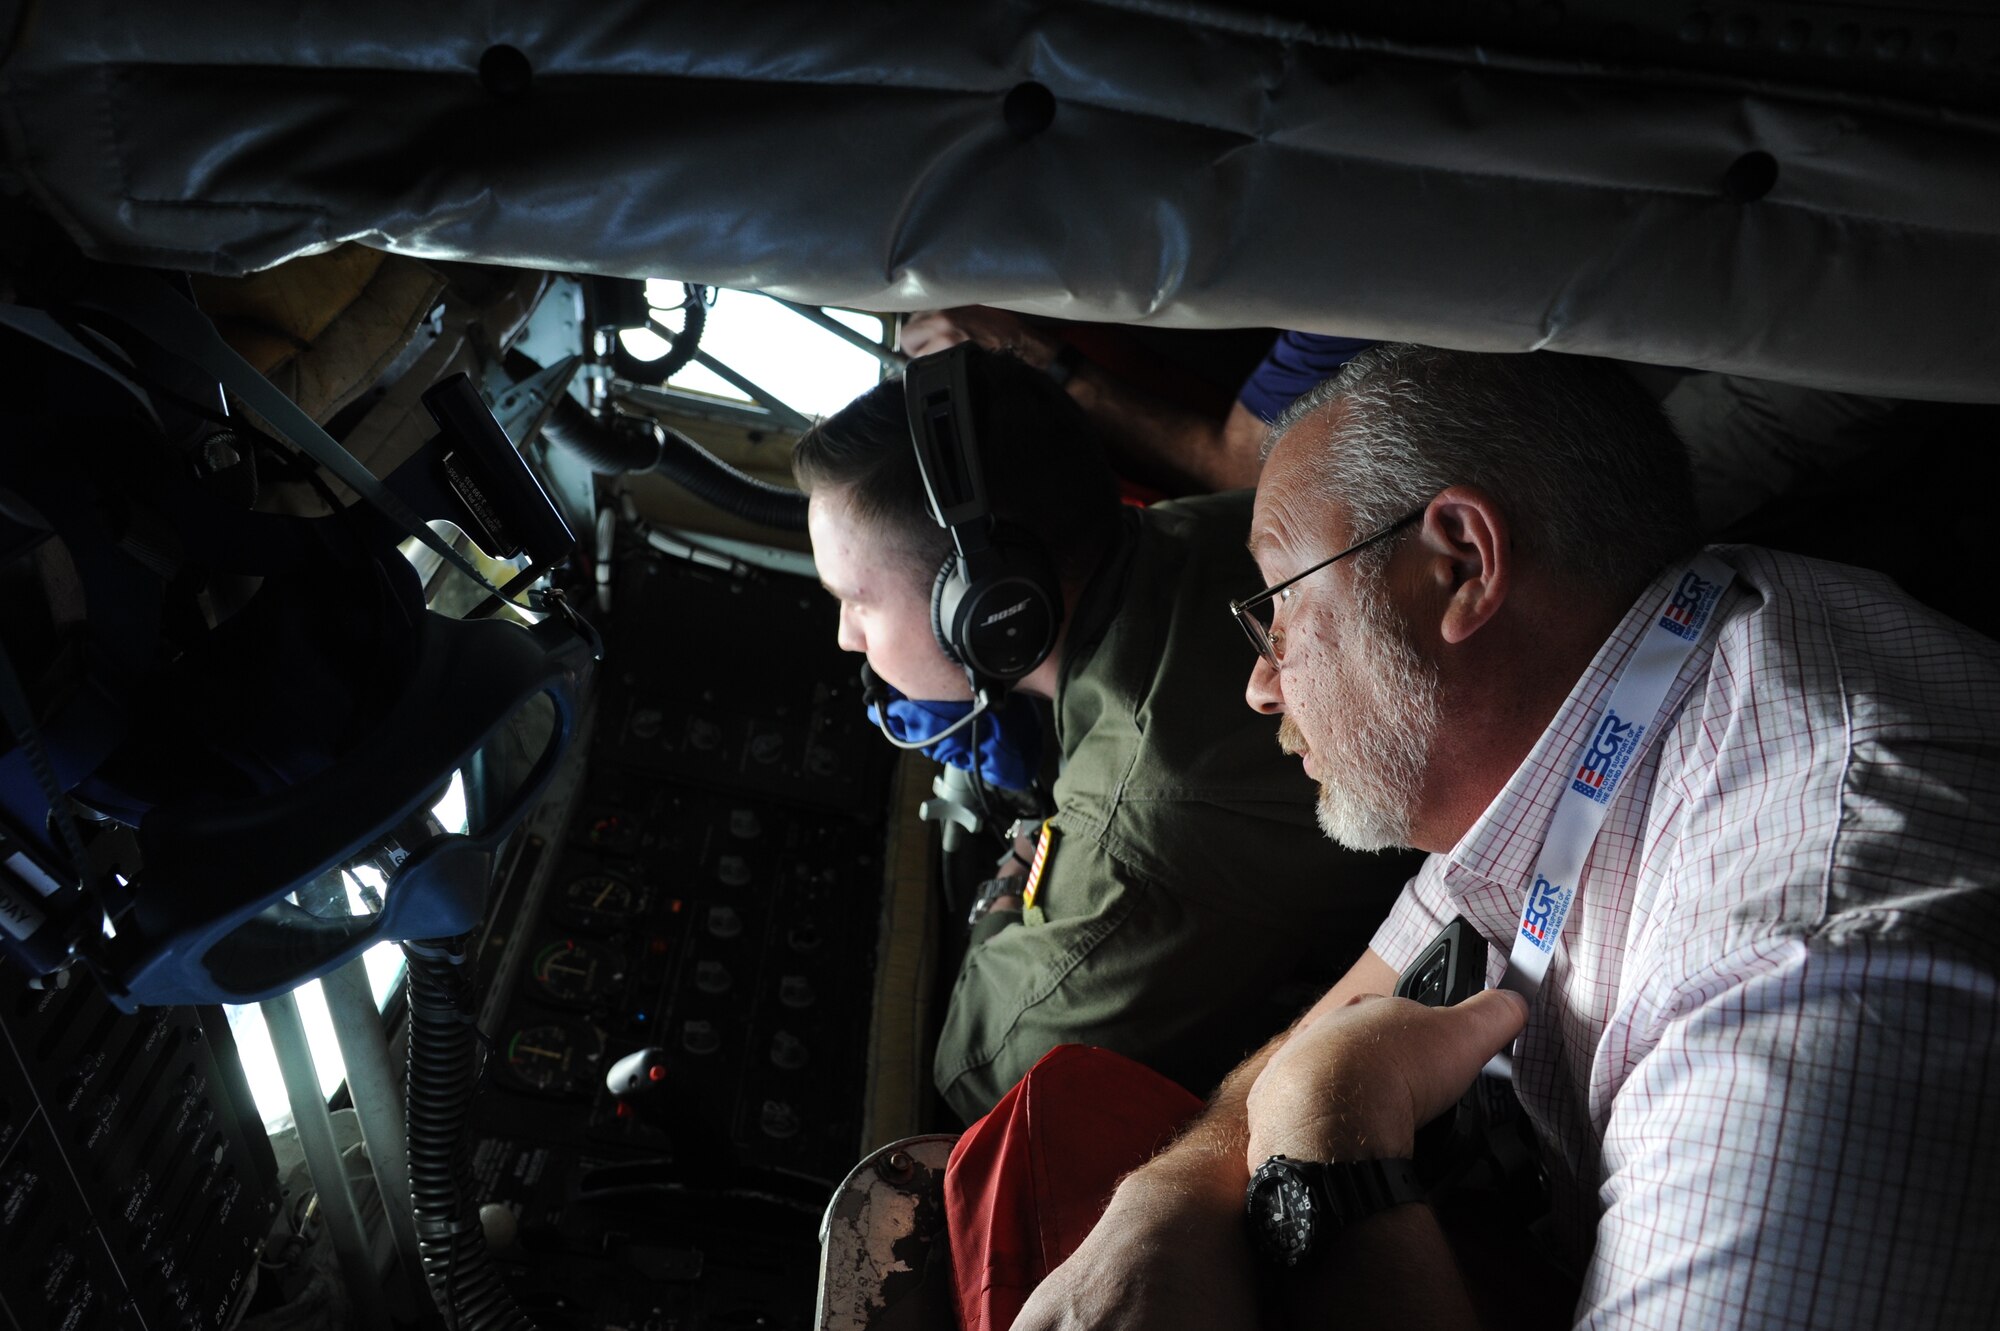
[1244,1155,1426,1267]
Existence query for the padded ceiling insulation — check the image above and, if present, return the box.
[2,0,1997,399]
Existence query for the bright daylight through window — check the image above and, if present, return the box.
[616,284,889,419]
[223,773,470,1131]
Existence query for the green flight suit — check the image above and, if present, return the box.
[934,491,1418,1121]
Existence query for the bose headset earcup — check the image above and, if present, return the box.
[930,551,967,666]
[932,524,1060,684]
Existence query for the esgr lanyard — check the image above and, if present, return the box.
[1486,554,1735,1076]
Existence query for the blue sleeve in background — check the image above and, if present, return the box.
[1236,331,1379,423]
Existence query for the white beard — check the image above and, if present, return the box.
[1281,576,1441,853]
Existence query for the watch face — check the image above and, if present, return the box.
[1246,1159,1317,1267]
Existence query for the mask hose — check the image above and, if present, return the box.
[404,937,539,1331]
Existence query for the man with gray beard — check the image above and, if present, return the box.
[1012,345,2000,1331]
[1271,564,1440,853]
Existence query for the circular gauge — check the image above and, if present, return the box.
[628,706,665,741]
[558,873,652,933]
[503,1023,598,1095]
[528,938,626,1008]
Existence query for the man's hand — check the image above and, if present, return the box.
[1010,1159,1259,1331]
[1246,989,1527,1166]
[898,306,1062,369]
[1005,952,1400,1331]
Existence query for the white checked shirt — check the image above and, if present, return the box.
[1370,546,2000,1329]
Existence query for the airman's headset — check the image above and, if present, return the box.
[904,345,1062,704]
[859,345,1064,754]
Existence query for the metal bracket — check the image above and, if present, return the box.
[816,1134,958,1331]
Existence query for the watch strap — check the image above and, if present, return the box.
[1314,1156,1425,1225]
[1247,1155,1427,1269]
[966,876,1017,927]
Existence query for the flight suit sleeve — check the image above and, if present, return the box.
[932,828,1339,1123]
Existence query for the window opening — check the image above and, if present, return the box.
[613,286,895,428]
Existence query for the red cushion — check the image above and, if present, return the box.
[944,1045,1203,1331]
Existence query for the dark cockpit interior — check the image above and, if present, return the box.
[2,4,1996,1330]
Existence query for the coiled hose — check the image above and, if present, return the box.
[539,395,808,532]
[404,938,538,1331]
[654,422,809,532]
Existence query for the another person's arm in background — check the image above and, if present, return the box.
[901,306,1259,493]
[901,309,1371,495]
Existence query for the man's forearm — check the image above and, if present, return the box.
[1108,1028,1282,1222]
[1105,1039,1479,1331]
[1115,947,1400,1209]
[1009,953,1404,1331]
[898,307,1262,494]
[1065,367,1257,495]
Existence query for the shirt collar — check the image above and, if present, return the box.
[1438,556,1726,898]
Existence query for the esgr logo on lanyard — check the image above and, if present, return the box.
[1494,553,1737,1032]
[1518,874,1572,954]
[1571,710,1644,805]
[1658,567,1724,641]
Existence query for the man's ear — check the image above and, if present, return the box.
[1418,486,1510,646]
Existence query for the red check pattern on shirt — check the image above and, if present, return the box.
[1371,546,2000,1329]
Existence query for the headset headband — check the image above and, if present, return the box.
[905,344,994,568]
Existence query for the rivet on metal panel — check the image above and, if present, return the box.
[1721,151,1778,204]
[480,45,534,100]
[879,1149,917,1183]
[1004,82,1057,140]
[1871,28,1911,60]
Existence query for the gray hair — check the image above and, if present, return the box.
[1266,345,1698,597]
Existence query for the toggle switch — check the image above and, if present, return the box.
[680,1021,721,1056]
[759,1100,801,1140]
[769,1032,809,1071]
[605,1047,672,1097]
